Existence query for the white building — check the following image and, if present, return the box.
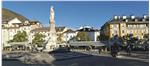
[64,29,77,42]
[30,27,68,44]
[77,26,100,41]
[2,17,42,47]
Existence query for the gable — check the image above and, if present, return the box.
[8,18,22,24]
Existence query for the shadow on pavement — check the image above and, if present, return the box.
[2,50,149,66]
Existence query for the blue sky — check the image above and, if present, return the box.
[3,1,148,29]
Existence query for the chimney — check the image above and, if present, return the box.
[123,16,127,19]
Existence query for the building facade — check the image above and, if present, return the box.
[30,27,68,44]
[2,17,42,47]
[63,29,77,42]
[77,26,100,41]
[101,15,149,39]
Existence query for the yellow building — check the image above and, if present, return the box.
[101,15,149,39]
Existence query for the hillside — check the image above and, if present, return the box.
[2,8,29,22]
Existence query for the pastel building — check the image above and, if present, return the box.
[100,15,149,39]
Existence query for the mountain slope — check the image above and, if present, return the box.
[2,8,29,22]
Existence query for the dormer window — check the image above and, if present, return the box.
[114,16,118,20]
[122,16,127,19]
[131,16,135,19]
[144,15,147,19]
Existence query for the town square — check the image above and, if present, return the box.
[2,1,149,66]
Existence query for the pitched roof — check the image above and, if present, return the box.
[30,27,66,32]
[77,28,99,32]
[109,16,149,24]
[64,29,76,33]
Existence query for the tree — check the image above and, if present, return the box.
[76,32,90,41]
[57,33,64,43]
[99,34,109,41]
[32,33,45,47]
[97,35,100,41]
[143,33,149,45]
[12,31,28,42]
[143,33,149,40]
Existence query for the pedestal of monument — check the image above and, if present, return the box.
[43,38,59,52]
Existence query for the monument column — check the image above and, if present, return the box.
[44,6,58,52]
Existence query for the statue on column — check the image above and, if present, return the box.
[50,6,55,22]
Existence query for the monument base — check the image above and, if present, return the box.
[43,43,59,52]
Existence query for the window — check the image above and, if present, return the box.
[142,33,144,35]
[122,30,125,33]
[122,25,124,27]
[114,30,117,34]
[112,34,114,36]
[114,25,117,28]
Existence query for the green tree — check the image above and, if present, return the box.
[57,33,64,43]
[12,31,28,42]
[99,34,109,41]
[32,33,45,47]
[76,32,90,41]
[97,35,100,41]
[143,33,149,39]
[143,33,149,44]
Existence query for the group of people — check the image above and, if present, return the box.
[110,43,132,58]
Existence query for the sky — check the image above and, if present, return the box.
[2,1,148,29]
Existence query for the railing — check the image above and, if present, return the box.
[67,41,105,47]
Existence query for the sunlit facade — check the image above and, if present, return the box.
[101,15,149,39]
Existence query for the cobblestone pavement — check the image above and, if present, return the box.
[2,51,149,66]
[53,51,148,66]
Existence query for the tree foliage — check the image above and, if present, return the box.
[32,33,45,47]
[57,33,64,43]
[99,34,109,41]
[76,32,90,41]
[12,31,28,42]
[143,33,149,39]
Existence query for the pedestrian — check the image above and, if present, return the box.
[126,44,132,55]
[98,48,101,54]
[111,43,119,57]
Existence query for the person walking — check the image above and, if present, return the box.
[126,44,132,55]
[111,43,119,57]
